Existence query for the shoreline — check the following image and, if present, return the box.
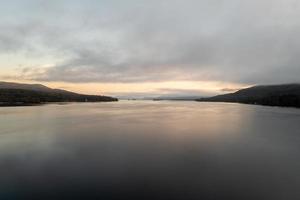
[0,100,118,107]
[196,100,300,109]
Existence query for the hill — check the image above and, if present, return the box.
[197,84,300,108]
[0,82,118,106]
[0,81,51,91]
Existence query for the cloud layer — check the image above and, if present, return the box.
[1,0,300,85]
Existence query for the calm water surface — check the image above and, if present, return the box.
[0,101,300,199]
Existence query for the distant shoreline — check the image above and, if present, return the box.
[0,82,118,106]
[197,100,300,109]
[197,84,300,109]
[1,100,299,109]
[0,103,40,107]
[0,101,118,107]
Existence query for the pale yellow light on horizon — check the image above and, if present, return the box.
[0,79,250,97]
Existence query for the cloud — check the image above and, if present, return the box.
[156,88,215,96]
[1,0,300,85]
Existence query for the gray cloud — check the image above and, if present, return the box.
[1,0,300,84]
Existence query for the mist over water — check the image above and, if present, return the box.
[0,101,300,199]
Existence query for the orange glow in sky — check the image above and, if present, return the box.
[1,77,249,97]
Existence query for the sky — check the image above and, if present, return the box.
[0,0,300,97]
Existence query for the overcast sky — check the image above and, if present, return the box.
[1,0,300,96]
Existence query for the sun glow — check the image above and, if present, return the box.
[2,80,249,97]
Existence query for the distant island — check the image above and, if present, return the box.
[197,84,300,108]
[0,82,118,106]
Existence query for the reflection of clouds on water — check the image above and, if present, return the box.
[0,102,300,199]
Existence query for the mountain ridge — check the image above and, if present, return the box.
[0,82,118,106]
[197,84,300,108]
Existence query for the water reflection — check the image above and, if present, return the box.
[0,101,300,199]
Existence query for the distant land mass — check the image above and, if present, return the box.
[197,84,300,108]
[0,82,118,106]
[153,96,204,101]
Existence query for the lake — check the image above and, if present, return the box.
[0,101,300,200]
